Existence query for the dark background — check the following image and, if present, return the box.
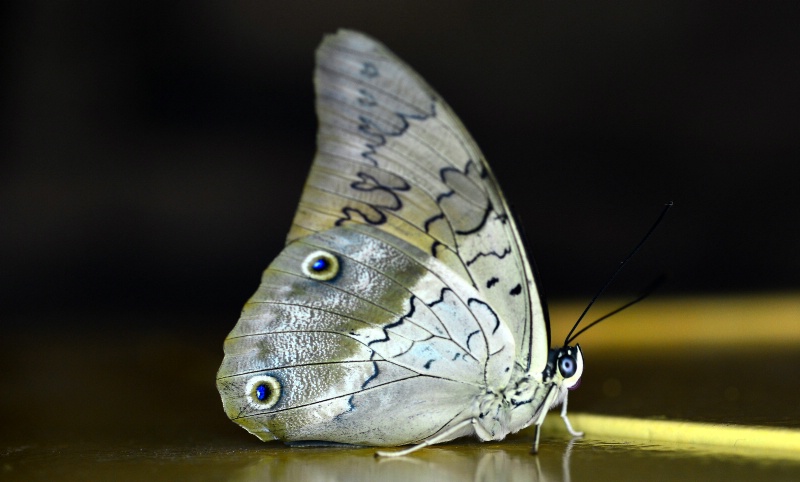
[3,1,799,328]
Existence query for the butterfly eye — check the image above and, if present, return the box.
[245,375,281,409]
[558,345,584,390]
[558,355,577,378]
[301,250,340,281]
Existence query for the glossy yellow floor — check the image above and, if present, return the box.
[2,294,800,480]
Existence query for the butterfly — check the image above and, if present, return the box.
[216,29,585,456]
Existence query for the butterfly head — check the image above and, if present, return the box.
[547,344,583,391]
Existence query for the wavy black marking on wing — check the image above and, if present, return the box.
[430,240,444,257]
[367,296,451,361]
[511,384,551,408]
[465,330,481,352]
[425,286,450,307]
[365,317,413,346]
[359,61,379,78]
[468,298,501,335]
[465,247,512,267]
[426,287,487,360]
[439,160,493,213]
[332,396,356,419]
[368,287,481,365]
[319,103,490,233]
[337,227,496,361]
[435,190,455,203]
[439,161,492,233]
[367,295,419,348]
[348,56,435,169]
[296,160,455,250]
[323,100,483,199]
[315,61,493,211]
[454,202,493,236]
[337,206,386,227]
[318,47,482,177]
[423,212,445,233]
[351,171,410,199]
[355,111,431,167]
[335,171,411,227]
[357,88,377,107]
[361,360,380,389]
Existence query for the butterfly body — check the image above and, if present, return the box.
[217,30,584,453]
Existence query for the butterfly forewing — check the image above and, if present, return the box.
[288,30,547,371]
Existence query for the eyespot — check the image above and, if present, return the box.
[245,375,281,409]
[301,250,340,281]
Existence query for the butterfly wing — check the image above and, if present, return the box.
[217,224,516,445]
[289,29,548,371]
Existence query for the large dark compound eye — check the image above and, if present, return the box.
[558,354,577,378]
[558,345,584,390]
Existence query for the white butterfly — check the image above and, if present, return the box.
[217,29,584,456]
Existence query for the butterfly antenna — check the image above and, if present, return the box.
[563,201,673,345]
[565,274,666,343]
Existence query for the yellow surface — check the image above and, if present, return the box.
[543,413,800,459]
[547,292,800,349]
[2,294,800,480]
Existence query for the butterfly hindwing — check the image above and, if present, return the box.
[217,224,516,445]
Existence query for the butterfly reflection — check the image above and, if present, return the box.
[228,440,576,482]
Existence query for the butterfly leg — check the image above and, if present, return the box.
[530,386,560,454]
[560,392,584,437]
[375,418,481,458]
[530,424,542,454]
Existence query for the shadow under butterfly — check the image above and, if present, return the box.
[216,29,663,457]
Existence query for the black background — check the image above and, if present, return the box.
[3,1,799,329]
